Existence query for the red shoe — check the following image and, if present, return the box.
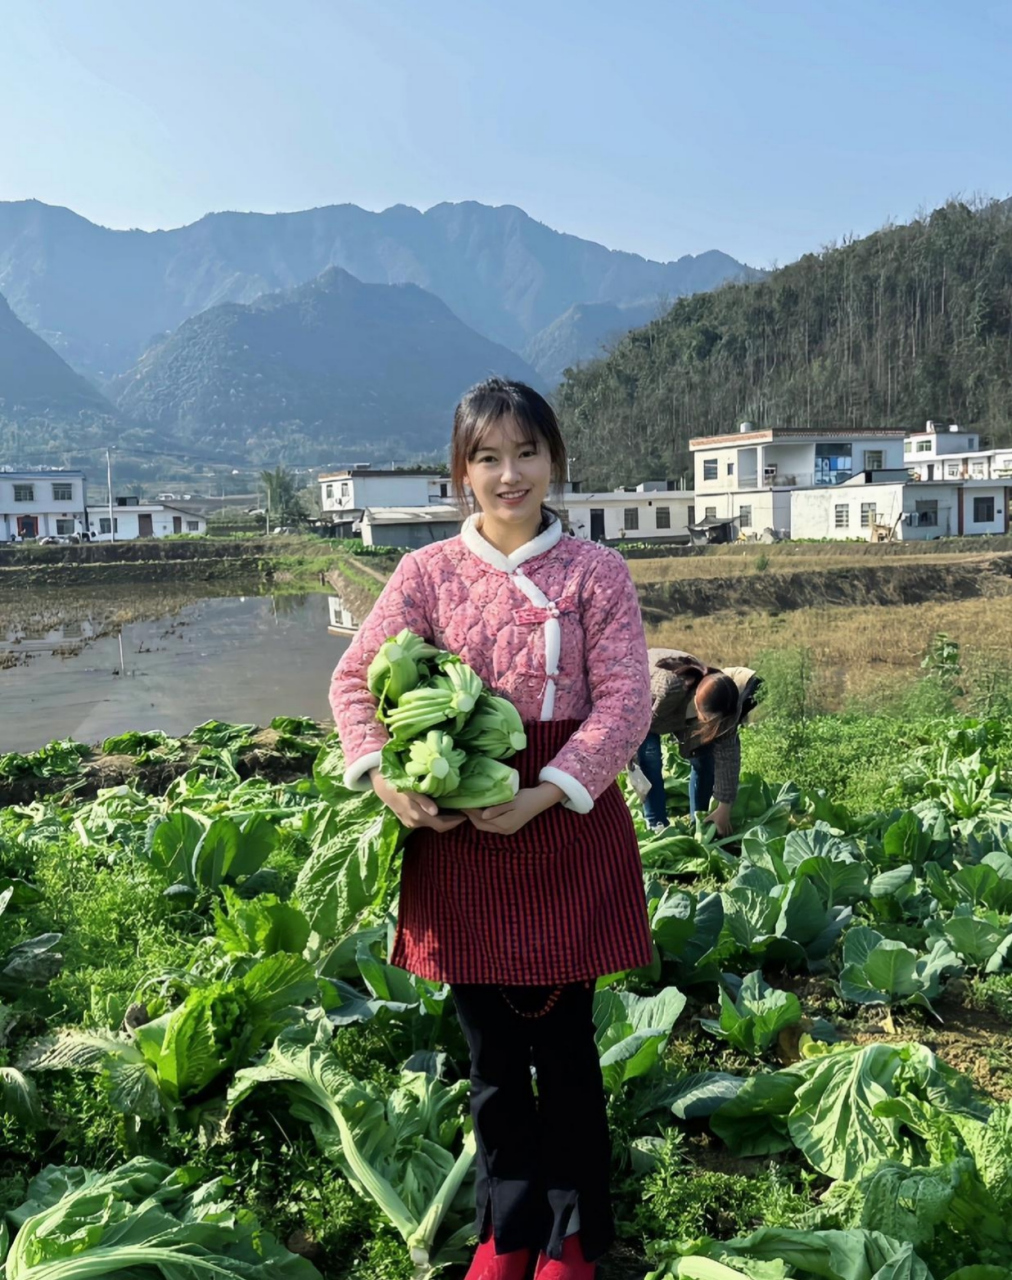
[534,1234,596,1279]
[464,1235,533,1280]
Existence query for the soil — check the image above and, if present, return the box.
[0,726,327,806]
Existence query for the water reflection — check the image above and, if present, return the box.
[0,585,349,751]
[327,593,360,635]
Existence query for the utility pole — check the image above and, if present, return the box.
[106,448,115,543]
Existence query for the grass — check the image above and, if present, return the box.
[647,595,1012,710]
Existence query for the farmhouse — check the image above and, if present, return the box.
[87,497,207,541]
[564,486,694,542]
[357,505,461,548]
[319,469,449,517]
[690,422,1011,540]
[0,469,88,542]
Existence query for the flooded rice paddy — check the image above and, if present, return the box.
[0,583,354,751]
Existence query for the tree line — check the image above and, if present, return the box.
[555,198,1012,489]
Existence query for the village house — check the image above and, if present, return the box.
[564,484,695,542]
[0,469,88,542]
[689,422,1010,540]
[87,496,207,541]
[357,504,462,547]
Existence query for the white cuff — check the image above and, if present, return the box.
[539,766,594,814]
[344,750,383,791]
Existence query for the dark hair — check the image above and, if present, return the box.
[449,378,567,513]
[658,656,740,748]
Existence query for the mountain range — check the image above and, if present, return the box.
[0,199,748,380]
[0,198,750,463]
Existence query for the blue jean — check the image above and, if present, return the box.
[637,733,715,827]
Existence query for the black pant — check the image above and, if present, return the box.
[451,982,613,1262]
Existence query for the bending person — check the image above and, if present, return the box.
[638,648,759,835]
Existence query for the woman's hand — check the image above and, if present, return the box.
[710,800,734,837]
[370,769,467,832]
[464,782,566,835]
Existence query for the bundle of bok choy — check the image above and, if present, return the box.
[370,630,526,810]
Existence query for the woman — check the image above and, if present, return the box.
[638,649,759,834]
[330,378,652,1280]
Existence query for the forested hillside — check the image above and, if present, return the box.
[557,199,1012,487]
[111,267,541,461]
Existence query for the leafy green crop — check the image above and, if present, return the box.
[0,1157,320,1278]
[700,971,803,1057]
[229,1030,474,1277]
[836,927,962,1016]
[21,953,316,1122]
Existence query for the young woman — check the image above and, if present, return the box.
[330,378,652,1280]
[637,649,759,834]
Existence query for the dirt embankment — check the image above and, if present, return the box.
[637,553,1012,622]
[0,539,284,589]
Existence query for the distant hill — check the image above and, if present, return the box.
[557,198,1012,488]
[110,267,543,461]
[0,199,751,379]
[523,300,662,385]
[0,291,112,416]
[0,289,121,462]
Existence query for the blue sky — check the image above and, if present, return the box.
[3,0,1010,268]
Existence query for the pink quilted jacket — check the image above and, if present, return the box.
[329,516,651,813]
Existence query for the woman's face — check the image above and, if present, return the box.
[464,417,552,527]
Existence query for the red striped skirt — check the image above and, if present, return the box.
[390,719,653,985]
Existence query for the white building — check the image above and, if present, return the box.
[319,469,450,517]
[905,421,1012,484]
[358,504,461,548]
[87,498,206,541]
[565,485,695,542]
[690,422,1010,541]
[0,469,88,542]
[691,425,909,493]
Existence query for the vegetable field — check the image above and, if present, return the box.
[3,710,1012,1280]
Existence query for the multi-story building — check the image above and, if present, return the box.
[319,469,450,518]
[0,469,88,541]
[690,422,1010,540]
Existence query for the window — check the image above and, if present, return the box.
[946,463,960,478]
[738,505,752,528]
[52,483,73,502]
[325,484,334,500]
[98,517,119,535]
[13,484,34,502]
[815,442,853,485]
[623,508,639,530]
[915,500,938,527]
[863,451,883,471]
[727,462,734,476]
[340,482,350,498]
[56,519,75,535]
[704,506,717,520]
[763,465,778,483]
[655,505,671,529]
[834,504,849,529]
[860,503,876,528]
[703,458,718,481]
[973,497,995,523]
[915,440,932,453]
[971,462,985,478]
[186,520,200,532]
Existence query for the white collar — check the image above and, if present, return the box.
[461,513,562,573]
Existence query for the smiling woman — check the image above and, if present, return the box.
[329,377,653,1279]
[450,376,567,554]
